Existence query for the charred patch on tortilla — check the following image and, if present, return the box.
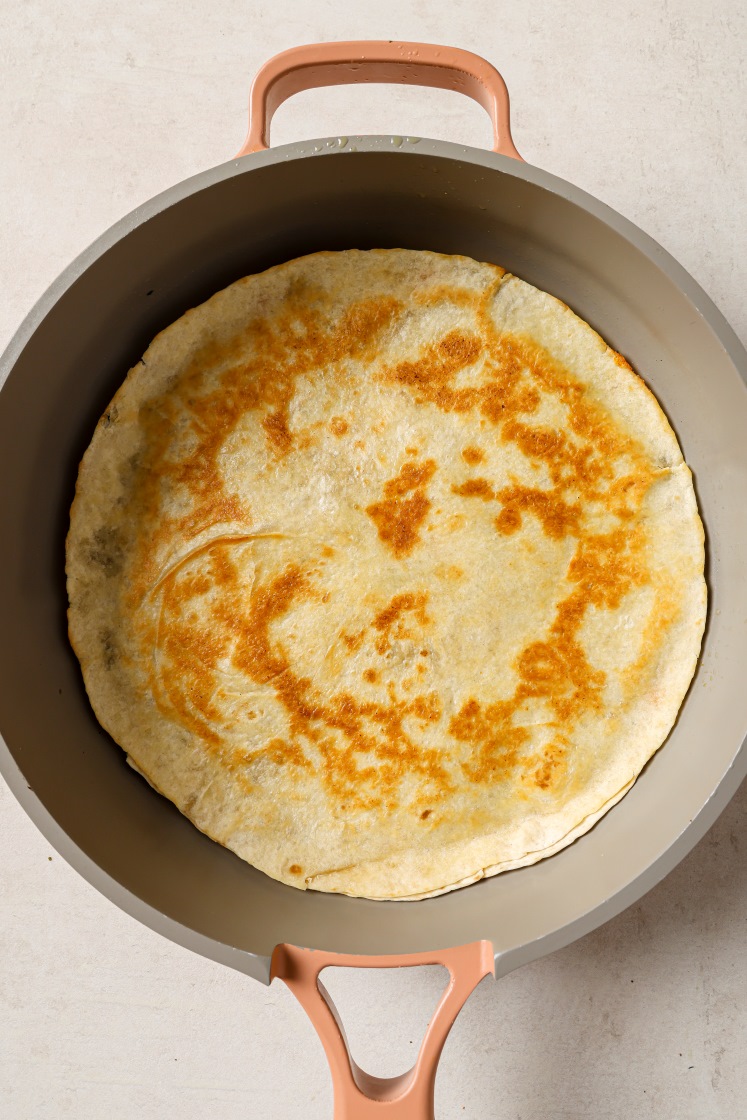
[86,525,124,575]
[100,629,116,670]
[117,450,142,493]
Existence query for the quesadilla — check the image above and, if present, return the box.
[66,249,706,898]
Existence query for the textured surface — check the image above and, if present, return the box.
[67,249,705,898]
[1,0,746,1115]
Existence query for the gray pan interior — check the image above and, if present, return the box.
[1,137,746,986]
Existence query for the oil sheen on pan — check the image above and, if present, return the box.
[66,249,706,900]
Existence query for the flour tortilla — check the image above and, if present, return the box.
[66,249,706,899]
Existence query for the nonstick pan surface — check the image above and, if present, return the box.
[1,45,747,990]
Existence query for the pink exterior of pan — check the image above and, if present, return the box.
[1,39,747,1120]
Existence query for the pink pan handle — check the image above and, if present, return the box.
[237,41,522,160]
[271,940,494,1119]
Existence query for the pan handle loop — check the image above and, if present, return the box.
[271,940,494,1120]
[236,41,523,160]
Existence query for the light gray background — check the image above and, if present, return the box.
[1,1,745,1117]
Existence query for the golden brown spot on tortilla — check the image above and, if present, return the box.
[435,563,464,581]
[450,698,529,784]
[354,440,366,451]
[373,592,430,633]
[516,622,606,724]
[495,485,582,540]
[264,737,311,770]
[452,477,494,500]
[229,565,312,686]
[176,571,212,598]
[387,330,483,413]
[384,460,436,498]
[413,283,491,307]
[454,478,582,540]
[365,459,436,557]
[330,416,348,437]
[367,491,431,556]
[566,528,647,610]
[341,628,365,652]
[173,494,249,545]
[530,742,567,790]
[363,668,379,684]
[612,351,635,373]
[372,592,431,655]
[621,578,680,699]
[263,408,292,455]
[461,445,485,465]
[321,545,335,558]
[408,692,442,722]
[495,508,522,535]
[288,864,303,875]
[420,808,432,819]
[405,446,419,456]
[146,540,269,743]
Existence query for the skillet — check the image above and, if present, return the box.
[1,42,746,1118]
